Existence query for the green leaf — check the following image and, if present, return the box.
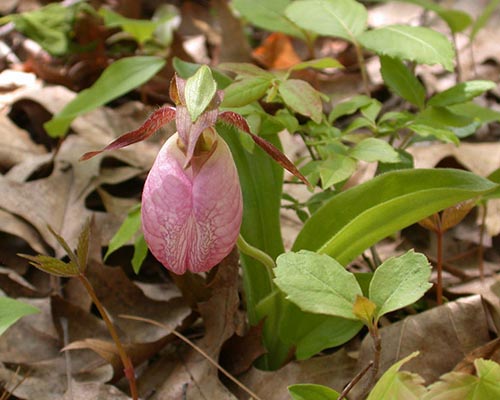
[367,352,426,400]
[290,57,344,72]
[278,79,323,124]
[132,234,148,274]
[104,205,141,260]
[44,56,165,137]
[471,0,500,41]
[221,77,272,108]
[380,56,426,109]
[293,169,498,265]
[408,124,459,145]
[289,384,340,400]
[7,3,77,55]
[350,138,401,163]
[285,0,367,42]
[448,102,500,124]
[232,0,306,40]
[319,155,357,188]
[184,65,217,122]
[329,95,373,123]
[100,8,157,44]
[274,250,362,320]
[428,80,496,107]
[217,123,286,369]
[218,62,274,78]
[19,254,79,277]
[369,250,432,321]
[0,297,39,336]
[424,358,500,399]
[279,301,363,359]
[173,58,232,89]
[358,25,455,71]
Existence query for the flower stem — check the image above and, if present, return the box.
[78,274,138,400]
[237,234,276,277]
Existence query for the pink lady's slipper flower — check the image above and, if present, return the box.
[82,66,308,274]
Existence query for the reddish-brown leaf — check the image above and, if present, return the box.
[80,105,176,161]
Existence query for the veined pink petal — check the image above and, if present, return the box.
[141,132,242,274]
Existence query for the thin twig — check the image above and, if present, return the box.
[436,229,444,305]
[338,361,373,400]
[120,314,265,400]
[478,202,487,280]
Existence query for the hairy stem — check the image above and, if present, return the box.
[78,274,138,400]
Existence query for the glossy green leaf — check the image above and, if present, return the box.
[408,124,459,145]
[358,25,455,71]
[278,301,363,359]
[380,56,426,109]
[428,80,496,107]
[289,384,340,400]
[184,65,217,122]
[319,155,357,188]
[424,359,500,400]
[329,95,373,122]
[104,204,141,260]
[367,352,426,400]
[293,169,498,265]
[232,0,306,40]
[369,251,432,321]
[0,297,40,336]
[45,56,165,137]
[221,77,272,108]
[275,250,362,320]
[350,138,401,163]
[448,102,500,124]
[286,0,367,42]
[279,79,323,124]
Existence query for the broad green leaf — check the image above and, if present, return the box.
[428,80,496,107]
[173,57,232,89]
[424,359,500,399]
[100,8,157,44]
[377,149,414,174]
[278,298,363,359]
[221,77,272,108]
[350,138,401,163]
[290,57,344,72]
[104,204,141,260]
[184,65,217,122]
[217,123,286,369]
[369,251,432,321]
[367,352,426,400]
[274,250,362,320]
[471,0,500,41]
[44,56,165,137]
[293,169,498,265]
[278,79,323,124]
[232,0,306,40]
[319,155,357,188]
[361,99,382,123]
[408,124,459,145]
[358,25,455,71]
[286,0,367,42]
[448,102,500,124]
[380,56,426,109]
[0,297,39,336]
[132,234,148,274]
[329,95,373,122]
[394,0,472,33]
[289,384,340,400]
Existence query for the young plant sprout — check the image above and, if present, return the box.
[81,66,308,274]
